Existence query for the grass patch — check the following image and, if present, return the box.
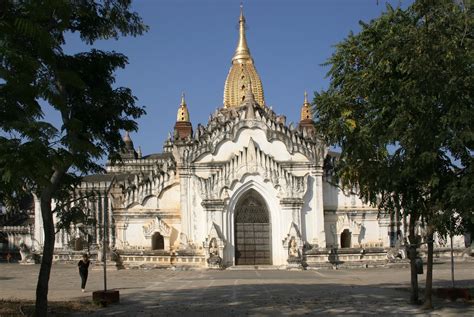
[0,299,100,316]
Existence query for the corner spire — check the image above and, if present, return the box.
[299,91,316,135]
[174,92,193,139]
[300,91,313,121]
[232,4,253,64]
[177,92,190,122]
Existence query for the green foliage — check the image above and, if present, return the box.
[315,1,473,233]
[0,1,148,314]
[0,0,147,201]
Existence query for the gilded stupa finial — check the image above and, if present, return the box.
[232,3,252,64]
[177,92,190,122]
[223,5,265,108]
[301,91,313,121]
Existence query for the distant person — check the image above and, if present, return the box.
[6,252,12,263]
[78,254,90,292]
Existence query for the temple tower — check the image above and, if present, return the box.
[223,5,265,108]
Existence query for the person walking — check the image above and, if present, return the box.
[78,254,90,292]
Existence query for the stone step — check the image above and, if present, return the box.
[227,265,285,270]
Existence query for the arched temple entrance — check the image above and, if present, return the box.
[234,189,272,265]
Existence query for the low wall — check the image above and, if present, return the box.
[305,248,388,269]
[52,249,205,269]
[430,247,472,259]
[49,246,473,269]
[119,253,206,269]
[53,250,98,263]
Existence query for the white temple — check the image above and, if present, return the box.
[26,7,469,268]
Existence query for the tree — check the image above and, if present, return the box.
[0,1,147,315]
[314,0,473,308]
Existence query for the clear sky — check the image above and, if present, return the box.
[61,0,411,157]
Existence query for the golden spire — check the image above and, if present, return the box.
[223,5,265,108]
[300,91,313,121]
[232,4,252,64]
[177,92,190,122]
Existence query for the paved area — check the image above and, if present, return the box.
[0,262,473,316]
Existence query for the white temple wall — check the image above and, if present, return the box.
[188,176,205,243]
[179,168,192,241]
[324,211,384,248]
[323,180,369,210]
[123,221,149,248]
[159,184,180,210]
[34,194,43,248]
[142,195,158,209]
[310,170,326,247]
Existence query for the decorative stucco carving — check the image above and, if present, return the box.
[203,222,225,268]
[143,216,171,238]
[121,170,177,208]
[196,138,308,202]
[176,104,325,165]
[176,232,197,255]
[282,222,303,268]
[336,213,362,235]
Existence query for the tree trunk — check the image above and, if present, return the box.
[35,193,55,316]
[423,228,434,309]
[408,214,419,304]
[35,167,67,316]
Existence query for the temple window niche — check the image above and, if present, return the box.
[152,232,164,250]
[143,216,171,252]
[340,229,352,248]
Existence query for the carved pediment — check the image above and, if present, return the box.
[195,138,308,201]
[176,103,325,165]
[282,222,302,245]
[143,216,171,238]
[336,213,361,235]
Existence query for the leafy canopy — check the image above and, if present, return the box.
[314,0,473,228]
[0,0,148,206]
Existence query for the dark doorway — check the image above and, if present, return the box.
[73,237,84,251]
[234,189,271,265]
[340,229,351,248]
[152,232,164,250]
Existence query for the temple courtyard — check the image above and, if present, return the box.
[0,262,473,316]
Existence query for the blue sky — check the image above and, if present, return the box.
[61,0,411,156]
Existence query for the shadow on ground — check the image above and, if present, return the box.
[75,282,474,317]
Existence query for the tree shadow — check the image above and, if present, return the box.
[81,281,474,316]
